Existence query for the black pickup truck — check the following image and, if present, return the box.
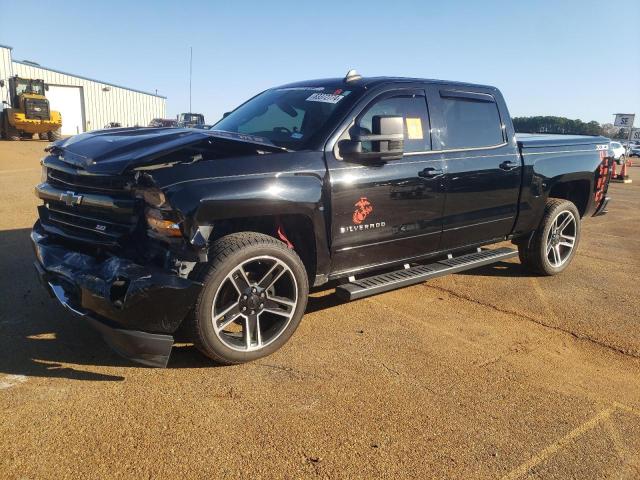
[32,71,613,367]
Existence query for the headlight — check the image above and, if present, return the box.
[145,207,182,238]
[142,189,167,208]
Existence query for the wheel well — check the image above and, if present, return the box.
[210,214,317,279]
[548,180,590,217]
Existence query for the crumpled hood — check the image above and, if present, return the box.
[48,127,209,175]
[47,127,284,175]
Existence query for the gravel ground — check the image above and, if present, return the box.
[0,140,638,479]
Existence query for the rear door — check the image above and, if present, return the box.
[325,87,446,275]
[427,86,521,249]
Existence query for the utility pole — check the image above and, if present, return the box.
[189,47,193,113]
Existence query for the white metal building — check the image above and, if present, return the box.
[0,44,166,135]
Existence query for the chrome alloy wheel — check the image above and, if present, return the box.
[545,210,577,268]
[211,256,298,352]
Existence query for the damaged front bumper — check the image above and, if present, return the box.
[31,223,202,367]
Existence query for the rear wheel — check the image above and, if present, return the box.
[38,132,48,140]
[518,198,581,276]
[47,128,62,141]
[188,232,309,365]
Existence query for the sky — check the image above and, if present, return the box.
[1,0,639,125]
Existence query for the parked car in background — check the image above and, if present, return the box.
[610,141,626,164]
[149,118,178,128]
[629,145,640,157]
[103,122,122,129]
[177,112,205,128]
[193,124,213,129]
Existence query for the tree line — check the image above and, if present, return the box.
[512,116,630,139]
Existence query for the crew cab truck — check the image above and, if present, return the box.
[32,71,613,367]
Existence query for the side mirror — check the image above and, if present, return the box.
[338,115,404,162]
[222,111,231,118]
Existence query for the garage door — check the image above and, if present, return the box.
[46,85,85,135]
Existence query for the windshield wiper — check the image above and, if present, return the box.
[206,130,291,152]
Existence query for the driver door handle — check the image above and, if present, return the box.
[419,167,444,178]
[499,160,518,171]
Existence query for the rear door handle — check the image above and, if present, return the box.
[499,160,518,171]
[419,167,444,178]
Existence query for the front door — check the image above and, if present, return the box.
[326,89,446,276]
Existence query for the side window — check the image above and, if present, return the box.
[357,95,430,152]
[439,92,504,149]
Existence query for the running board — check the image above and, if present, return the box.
[335,247,518,301]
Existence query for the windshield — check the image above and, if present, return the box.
[212,85,361,150]
[15,79,45,96]
[181,114,203,123]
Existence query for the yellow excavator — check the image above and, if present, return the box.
[0,76,62,141]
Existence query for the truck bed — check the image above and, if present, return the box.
[516,133,610,149]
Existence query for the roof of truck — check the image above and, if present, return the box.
[276,76,498,92]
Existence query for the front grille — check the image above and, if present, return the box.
[25,98,50,120]
[39,164,141,246]
[48,168,132,194]
[47,203,138,239]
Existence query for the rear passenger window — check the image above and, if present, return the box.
[439,92,504,149]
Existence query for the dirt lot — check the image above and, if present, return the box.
[0,140,639,479]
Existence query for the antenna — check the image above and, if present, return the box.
[189,47,193,113]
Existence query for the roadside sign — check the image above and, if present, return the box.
[614,113,635,127]
[631,129,640,142]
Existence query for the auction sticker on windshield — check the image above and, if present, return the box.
[306,93,344,104]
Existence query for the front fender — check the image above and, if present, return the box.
[166,172,331,283]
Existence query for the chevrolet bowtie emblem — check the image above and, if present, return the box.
[60,191,83,207]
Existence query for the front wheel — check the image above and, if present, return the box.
[188,232,309,365]
[47,129,62,142]
[518,198,581,276]
[2,115,21,141]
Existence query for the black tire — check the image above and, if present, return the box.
[47,128,62,141]
[188,232,309,365]
[38,132,48,140]
[518,198,581,276]
[2,115,20,141]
